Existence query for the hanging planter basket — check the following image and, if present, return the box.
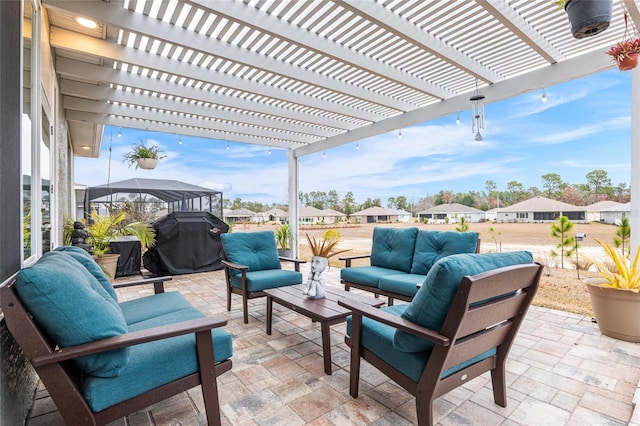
[618,52,639,71]
[136,158,158,170]
[605,13,640,71]
[564,0,612,39]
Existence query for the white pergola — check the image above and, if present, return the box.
[39,0,640,254]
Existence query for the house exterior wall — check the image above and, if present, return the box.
[587,211,604,222]
[497,210,586,223]
[1,3,39,425]
[497,211,533,222]
[1,3,74,423]
[601,211,629,224]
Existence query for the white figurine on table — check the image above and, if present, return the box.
[303,256,329,299]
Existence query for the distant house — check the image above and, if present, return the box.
[223,208,256,223]
[257,208,288,223]
[600,202,631,225]
[585,200,622,223]
[388,209,413,222]
[350,206,401,224]
[321,208,347,224]
[484,208,499,222]
[496,196,586,223]
[417,203,485,224]
[299,206,347,225]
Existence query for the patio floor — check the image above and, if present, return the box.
[26,264,640,426]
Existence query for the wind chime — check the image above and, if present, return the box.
[470,79,485,141]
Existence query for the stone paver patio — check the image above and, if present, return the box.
[26,265,640,425]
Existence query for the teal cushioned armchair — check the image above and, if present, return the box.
[340,252,542,426]
[221,231,305,323]
[4,249,233,426]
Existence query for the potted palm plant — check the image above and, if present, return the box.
[585,239,640,342]
[123,139,166,170]
[274,223,293,257]
[86,211,155,281]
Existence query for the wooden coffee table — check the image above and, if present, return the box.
[264,284,384,374]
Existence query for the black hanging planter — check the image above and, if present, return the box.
[564,0,612,39]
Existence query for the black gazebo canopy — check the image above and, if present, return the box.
[85,178,223,218]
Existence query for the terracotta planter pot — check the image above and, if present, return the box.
[584,279,640,342]
[94,253,120,282]
[618,53,639,71]
[564,0,612,39]
[136,158,158,169]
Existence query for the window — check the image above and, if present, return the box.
[22,4,37,260]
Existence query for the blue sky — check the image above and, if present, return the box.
[75,68,633,206]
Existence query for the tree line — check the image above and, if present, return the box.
[223,169,630,214]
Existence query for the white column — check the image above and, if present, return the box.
[631,67,640,257]
[287,150,300,258]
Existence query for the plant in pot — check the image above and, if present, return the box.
[86,211,156,281]
[605,12,640,72]
[584,239,640,342]
[274,223,294,257]
[122,138,166,170]
[556,0,612,39]
[303,230,349,299]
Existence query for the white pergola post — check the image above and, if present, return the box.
[287,150,300,258]
[631,66,640,258]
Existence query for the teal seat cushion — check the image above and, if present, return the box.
[119,292,195,325]
[410,231,479,275]
[394,251,533,352]
[55,246,117,302]
[370,227,418,273]
[346,305,496,382]
[378,273,426,298]
[229,269,302,292]
[221,231,281,275]
[83,308,233,412]
[341,266,406,288]
[15,251,129,377]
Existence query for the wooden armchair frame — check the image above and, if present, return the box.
[1,276,232,426]
[222,256,305,323]
[339,262,542,426]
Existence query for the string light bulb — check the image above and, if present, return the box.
[398,128,402,139]
[541,88,548,103]
[117,127,122,137]
[456,111,460,125]
[355,143,359,150]
[323,151,326,158]
[268,146,272,155]
[178,135,182,145]
[226,142,230,150]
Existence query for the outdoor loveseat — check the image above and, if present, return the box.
[340,227,480,304]
[1,246,233,425]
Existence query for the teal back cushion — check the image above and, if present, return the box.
[54,246,117,302]
[15,251,130,377]
[221,231,281,273]
[410,231,479,275]
[394,251,533,352]
[370,227,418,273]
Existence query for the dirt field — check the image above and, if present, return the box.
[236,221,622,317]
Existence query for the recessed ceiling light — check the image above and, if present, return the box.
[76,17,97,29]
[81,145,91,150]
